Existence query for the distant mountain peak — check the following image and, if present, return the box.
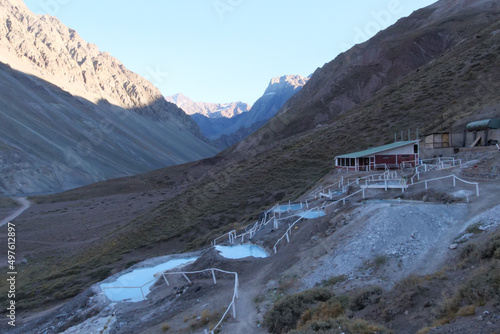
[190,74,309,148]
[165,93,250,118]
[265,74,309,95]
[269,74,308,88]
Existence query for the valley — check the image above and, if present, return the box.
[1,0,500,333]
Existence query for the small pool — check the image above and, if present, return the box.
[100,256,199,302]
[274,204,306,212]
[215,244,268,259]
[330,190,344,196]
[298,210,326,219]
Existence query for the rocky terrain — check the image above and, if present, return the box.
[0,0,218,195]
[165,93,250,118]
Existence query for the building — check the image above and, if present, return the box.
[335,140,420,171]
[466,118,500,147]
[424,132,450,149]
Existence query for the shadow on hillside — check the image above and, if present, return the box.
[0,61,218,196]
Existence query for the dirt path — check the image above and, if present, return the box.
[220,262,272,334]
[0,197,30,226]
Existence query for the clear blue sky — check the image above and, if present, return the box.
[23,0,437,105]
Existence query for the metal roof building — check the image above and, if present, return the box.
[335,140,420,171]
[466,119,500,132]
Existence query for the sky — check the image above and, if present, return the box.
[23,0,437,105]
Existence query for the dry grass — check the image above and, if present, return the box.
[290,316,392,334]
[297,302,345,329]
[395,274,424,292]
[263,288,334,334]
[415,327,432,334]
[187,308,224,331]
[436,231,500,325]
[321,274,348,287]
[456,305,476,317]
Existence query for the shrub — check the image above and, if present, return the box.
[456,305,476,317]
[465,222,483,234]
[456,261,500,305]
[395,274,424,292]
[263,288,334,334]
[161,323,170,332]
[438,261,500,324]
[201,309,211,324]
[415,327,432,334]
[373,255,389,268]
[297,301,345,329]
[458,232,500,263]
[188,308,223,331]
[362,255,389,271]
[481,235,500,260]
[289,316,392,334]
[321,275,348,287]
[349,286,383,311]
[329,295,350,309]
[459,243,476,261]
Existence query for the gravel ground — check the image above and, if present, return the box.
[296,202,469,290]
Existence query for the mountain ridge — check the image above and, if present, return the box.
[0,0,204,137]
[232,0,500,156]
[165,93,250,118]
[0,0,218,194]
[188,74,308,148]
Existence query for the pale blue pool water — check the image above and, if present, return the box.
[330,190,344,196]
[101,256,199,302]
[298,210,326,219]
[274,204,305,212]
[215,244,268,259]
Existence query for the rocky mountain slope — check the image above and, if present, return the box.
[191,74,308,147]
[234,0,500,153]
[165,93,250,118]
[2,0,500,332]
[0,0,218,195]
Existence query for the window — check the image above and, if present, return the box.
[414,144,418,153]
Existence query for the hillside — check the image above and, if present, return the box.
[0,0,218,194]
[1,0,500,331]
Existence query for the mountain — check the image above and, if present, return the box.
[241,74,308,127]
[165,93,250,118]
[190,74,308,147]
[239,0,500,150]
[5,0,500,331]
[0,0,218,195]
